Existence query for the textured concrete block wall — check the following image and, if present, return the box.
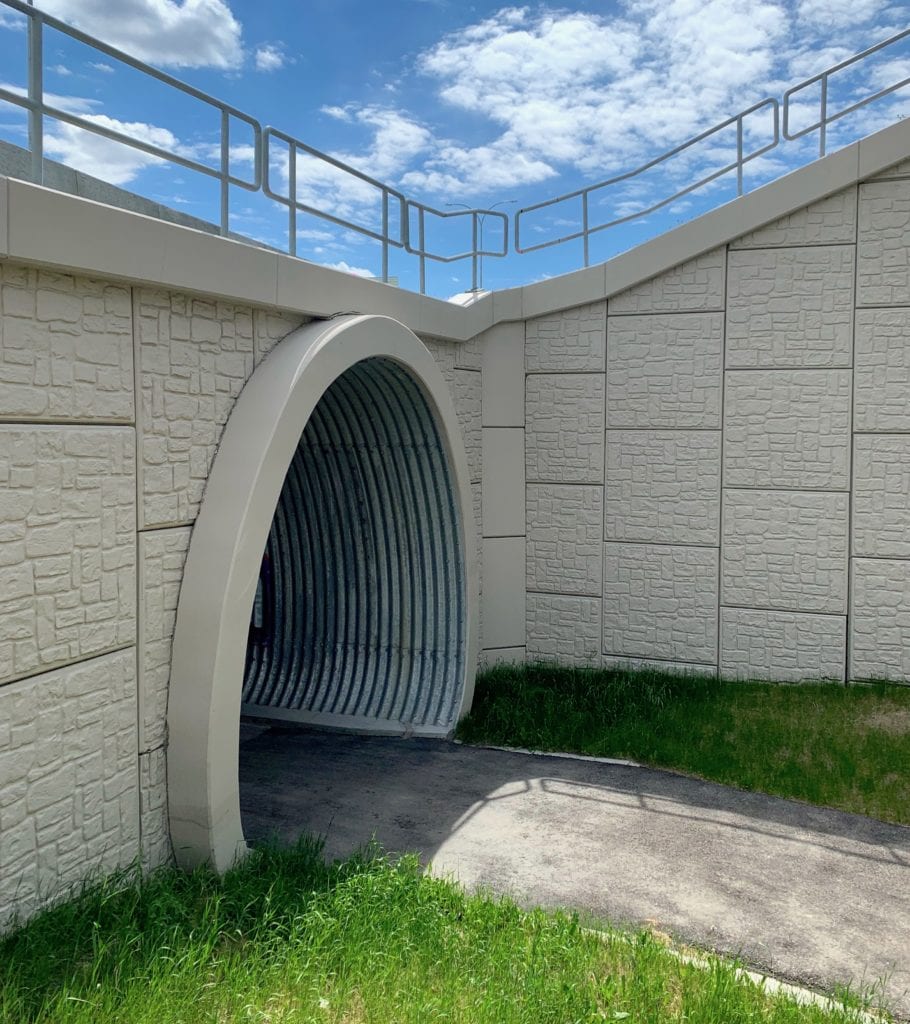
[523,170,910,684]
[0,265,485,920]
[0,260,486,922]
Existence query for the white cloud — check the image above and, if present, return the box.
[50,64,72,76]
[391,0,901,197]
[43,113,179,184]
[321,105,353,121]
[0,82,99,115]
[88,62,115,74]
[254,43,286,72]
[0,11,25,30]
[797,0,887,29]
[323,260,374,278]
[35,0,243,69]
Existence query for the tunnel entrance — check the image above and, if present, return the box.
[241,357,466,733]
[168,315,477,870]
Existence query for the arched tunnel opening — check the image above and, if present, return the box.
[240,356,467,735]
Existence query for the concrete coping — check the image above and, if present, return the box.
[0,118,908,341]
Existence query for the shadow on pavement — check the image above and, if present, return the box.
[239,725,910,1018]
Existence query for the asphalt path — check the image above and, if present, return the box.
[239,726,910,1018]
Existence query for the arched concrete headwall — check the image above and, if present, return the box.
[167,315,477,870]
[1,116,910,925]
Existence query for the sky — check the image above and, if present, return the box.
[0,0,907,296]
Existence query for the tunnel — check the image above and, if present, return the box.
[167,314,478,871]
[241,357,466,733]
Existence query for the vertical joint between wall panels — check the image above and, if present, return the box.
[716,245,729,679]
[130,284,145,861]
[845,185,861,686]
[601,308,609,667]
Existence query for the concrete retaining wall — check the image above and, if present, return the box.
[0,263,483,915]
[489,170,910,682]
[2,117,910,925]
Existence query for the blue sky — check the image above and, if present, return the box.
[0,0,907,296]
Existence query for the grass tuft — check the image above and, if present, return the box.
[456,663,910,824]
[0,838,885,1023]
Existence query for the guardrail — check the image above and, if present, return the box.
[784,29,910,157]
[0,0,906,289]
[515,26,910,265]
[0,0,506,294]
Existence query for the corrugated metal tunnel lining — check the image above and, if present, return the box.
[241,356,466,733]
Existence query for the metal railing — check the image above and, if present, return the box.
[0,0,907,288]
[784,28,910,157]
[0,0,263,229]
[0,0,506,293]
[516,98,779,265]
[516,26,910,264]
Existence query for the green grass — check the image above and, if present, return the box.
[0,839,883,1023]
[456,663,910,825]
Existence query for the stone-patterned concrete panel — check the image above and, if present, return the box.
[853,435,910,559]
[609,248,725,314]
[851,558,910,681]
[454,333,483,372]
[139,747,171,870]
[729,188,857,248]
[526,593,601,666]
[600,654,718,675]
[603,543,719,664]
[526,373,605,482]
[421,335,458,378]
[526,301,606,372]
[136,289,255,528]
[526,484,603,595]
[0,264,133,422]
[0,426,136,684]
[422,333,483,373]
[254,308,308,364]
[723,370,851,490]
[857,179,910,305]
[854,308,910,431]
[721,489,848,614]
[455,370,482,484]
[604,429,720,545]
[0,649,139,925]
[606,313,723,428]
[139,527,192,752]
[720,608,845,682]
[422,337,482,484]
[726,246,854,368]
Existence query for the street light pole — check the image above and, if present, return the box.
[446,199,516,292]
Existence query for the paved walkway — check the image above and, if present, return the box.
[239,727,910,1018]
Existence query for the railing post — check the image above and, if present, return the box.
[381,190,389,283]
[819,74,828,157]
[471,213,478,291]
[220,109,230,236]
[736,115,744,196]
[582,191,590,268]
[27,10,43,184]
[418,207,426,296]
[287,140,297,257]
